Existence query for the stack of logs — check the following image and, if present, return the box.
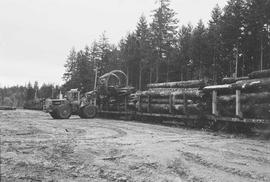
[203,69,270,119]
[98,86,136,111]
[136,80,206,115]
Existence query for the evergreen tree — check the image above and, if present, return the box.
[26,82,35,101]
[177,24,193,81]
[63,47,77,82]
[208,5,223,82]
[245,0,270,71]
[220,0,246,77]
[150,0,179,82]
[97,32,112,75]
[119,33,140,87]
[39,84,54,99]
[136,15,152,90]
[191,20,210,79]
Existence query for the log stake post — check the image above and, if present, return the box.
[117,101,120,111]
[172,95,176,105]
[106,99,109,111]
[147,95,151,113]
[169,94,173,114]
[124,96,127,112]
[138,95,142,112]
[236,89,243,118]
[212,90,218,116]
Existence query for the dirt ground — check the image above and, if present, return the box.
[0,110,270,182]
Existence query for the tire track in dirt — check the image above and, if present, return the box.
[186,143,270,164]
[29,119,128,141]
[178,150,270,182]
[168,158,206,182]
[81,126,127,140]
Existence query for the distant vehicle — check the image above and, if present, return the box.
[43,89,97,119]
[0,106,16,110]
[23,98,45,110]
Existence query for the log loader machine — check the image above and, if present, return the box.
[44,70,127,119]
[43,89,97,119]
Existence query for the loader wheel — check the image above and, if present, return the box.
[49,111,59,119]
[55,104,71,119]
[79,105,97,119]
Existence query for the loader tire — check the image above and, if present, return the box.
[49,111,59,119]
[55,104,71,119]
[79,105,97,119]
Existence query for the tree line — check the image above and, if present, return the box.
[0,82,60,107]
[63,0,270,92]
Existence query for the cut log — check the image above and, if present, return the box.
[174,104,202,115]
[147,87,200,93]
[147,80,205,89]
[204,78,270,93]
[222,77,249,84]
[218,92,270,105]
[248,69,270,79]
[140,97,194,104]
[140,88,203,98]
[138,103,201,114]
[232,77,270,91]
[139,103,170,113]
[203,84,235,95]
[203,84,233,92]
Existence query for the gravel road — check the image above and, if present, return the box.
[1,110,270,182]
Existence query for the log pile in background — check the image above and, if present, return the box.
[203,69,270,119]
[23,98,45,110]
[137,80,206,115]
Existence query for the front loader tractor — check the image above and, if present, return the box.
[44,89,97,119]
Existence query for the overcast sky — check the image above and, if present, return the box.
[0,0,227,87]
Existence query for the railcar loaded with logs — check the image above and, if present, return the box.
[96,69,270,134]
[44,69,270,135]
